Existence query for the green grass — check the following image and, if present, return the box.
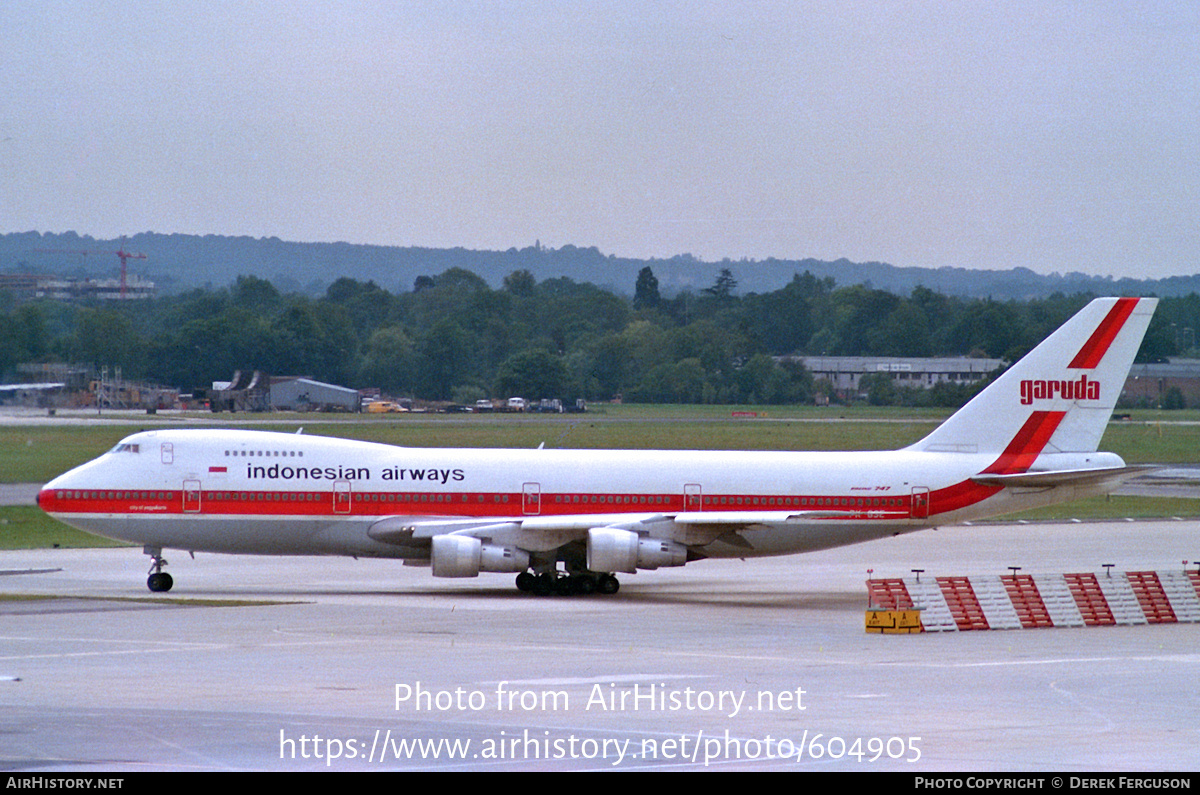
[1099,421,1200,465]
[0,426,132,483]
[6,408,1200,485]
[0,506,130,549]
[1,410,948,482]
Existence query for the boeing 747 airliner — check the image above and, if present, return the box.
[38,297,1156,595]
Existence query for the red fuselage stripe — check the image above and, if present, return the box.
[41,489,916,519]
[927,479,1002,516]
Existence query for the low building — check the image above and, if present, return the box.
[793,356,1005,400]
[270,377,360,412]
[1122,359,1200,408]
[0,382,66,407]
[0,273,156,301]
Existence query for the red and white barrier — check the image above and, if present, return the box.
[867,570,1200,632]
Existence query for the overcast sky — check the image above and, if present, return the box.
[2,1,1197,278]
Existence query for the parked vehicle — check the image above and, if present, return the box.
[366,400,407,413]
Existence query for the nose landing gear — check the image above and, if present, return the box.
[145,545,173,593]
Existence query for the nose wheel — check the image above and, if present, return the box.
[145,546,174,592]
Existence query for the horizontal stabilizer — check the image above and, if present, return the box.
[970,465,1157,489]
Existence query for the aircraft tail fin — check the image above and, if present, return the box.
[908,297,1156,462]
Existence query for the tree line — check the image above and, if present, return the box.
[0,267,1188,406]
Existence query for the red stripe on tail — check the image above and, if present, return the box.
[1068,297,1139,369]
[982,410,1066,475]
[931,411,1066,515]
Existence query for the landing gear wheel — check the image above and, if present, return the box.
[145,545,172,593]
[532,572,555,596]
[519,570,613,597]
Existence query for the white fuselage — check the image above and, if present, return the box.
[39,427,1121,562]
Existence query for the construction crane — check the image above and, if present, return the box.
[33,236,147,299]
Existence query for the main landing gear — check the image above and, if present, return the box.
[514,571,620,597]
[145,545,173,593]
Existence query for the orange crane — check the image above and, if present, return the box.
[34,236,147,299]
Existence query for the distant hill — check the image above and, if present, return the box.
[3,230,1197,299]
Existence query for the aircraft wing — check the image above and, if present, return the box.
[368,508,868,552]
[368,514,659,552]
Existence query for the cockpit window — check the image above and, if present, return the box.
[110,443,141,454]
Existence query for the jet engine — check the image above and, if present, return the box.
[431,534,530,578]
[586,528,687,573]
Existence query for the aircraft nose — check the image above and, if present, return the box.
[37,485,60,512]
[39,465,89,512]
[36,484,61,508]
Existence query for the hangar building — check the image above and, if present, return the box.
[269,377,360,412]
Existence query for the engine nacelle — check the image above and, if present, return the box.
[587,528,639,573]
[636,537,689,569]
[480,544,530,574]
[587,528,687,573]
[431,535,530,578]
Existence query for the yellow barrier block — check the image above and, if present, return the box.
[865,609,923,634]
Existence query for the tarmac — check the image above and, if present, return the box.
[2,518,1198,772]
